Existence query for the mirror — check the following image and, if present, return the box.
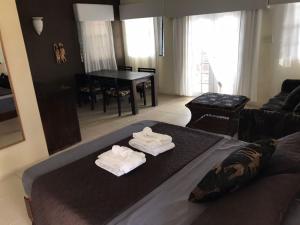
[0,34,24,149]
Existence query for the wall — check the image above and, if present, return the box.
[120,0,266,19]
[256,9,273,105]
[157,17,175,94]
[257,5,300,104]
[269,4,300,96]
[0,0,48,180]
[16,0,124,88]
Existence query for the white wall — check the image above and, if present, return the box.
[256,9,274,105]
[0,0,48,180]
[165,0,265,17]
[121,0,266,19]
[257,5,300,103]
[157,17,175,95]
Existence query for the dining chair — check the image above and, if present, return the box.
[118,65,133,71]
[75,74,105,111]
[137,68,156,106]
[103,65,133,116]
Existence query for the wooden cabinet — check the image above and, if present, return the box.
[36,84,81,155]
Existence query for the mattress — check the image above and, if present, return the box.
[23,120,159,197]
[22,121,300,225]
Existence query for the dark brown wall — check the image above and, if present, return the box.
[16,0,125,88]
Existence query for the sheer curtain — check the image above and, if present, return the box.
[77,21,117,73]
[174,12,241,96]
[173,17,190,96]
[122,18,157,70]
[269,3,300,95]
[235,10,263,102]
[272,3,300,67]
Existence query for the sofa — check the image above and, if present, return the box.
[238,79,300,142]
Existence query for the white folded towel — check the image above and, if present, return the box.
[95,145,146,177]
[129,139,175,156]
[133,127,172,145]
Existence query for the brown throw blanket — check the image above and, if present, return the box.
[31,123,222,225]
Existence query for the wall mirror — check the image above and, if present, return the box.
[0,34,25,149]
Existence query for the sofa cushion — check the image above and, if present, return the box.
[281,79,300,93]
[283,86,300,110]
[188,139,276,203]
[191,173,300,225]
[261,93,287,112]
[294,102,300,115]
[262,132,300,176]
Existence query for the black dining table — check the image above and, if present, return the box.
[87,70,158,115]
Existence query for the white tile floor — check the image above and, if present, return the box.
[0,94,193,225]
[78,94,193,143]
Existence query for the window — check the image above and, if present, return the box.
[122,18,156,69]
[274,3,300,67]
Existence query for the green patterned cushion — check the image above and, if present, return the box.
[189,139,276,203]
[144,80,152,88]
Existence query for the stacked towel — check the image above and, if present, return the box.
[95,145,146,177]
[129,127,175,156]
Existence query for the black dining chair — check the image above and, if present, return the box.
[103,65,133,116]
[137,68,156,106]
[104,85,131,117]
[75,74,105,111]
[118,65,133,71]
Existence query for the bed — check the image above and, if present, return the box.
[0,87,16,122]
[22,121,300,225]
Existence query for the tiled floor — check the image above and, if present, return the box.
[78,94,193,143]
[0,94,193,225]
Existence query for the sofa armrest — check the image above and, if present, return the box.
[281,79,300,93]
[238,109,300,142]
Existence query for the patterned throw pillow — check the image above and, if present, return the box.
[189,139,276,203]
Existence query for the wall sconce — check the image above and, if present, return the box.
[266,0,271,9]
[32,17,44,36]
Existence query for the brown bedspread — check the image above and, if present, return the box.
[31,123,222,225]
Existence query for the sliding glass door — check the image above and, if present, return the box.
[187,12,242,96]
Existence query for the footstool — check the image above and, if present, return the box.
[186,93,249,136]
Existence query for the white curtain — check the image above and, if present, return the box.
[272,3,300,67]
[122,18,156,70]
[173,17,190,96]
[235,10,263,102]
[77,21,117,73]
[173,12,242,96]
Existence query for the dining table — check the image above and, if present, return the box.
[87,70,158,115]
